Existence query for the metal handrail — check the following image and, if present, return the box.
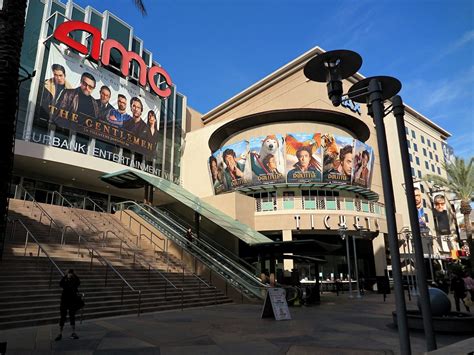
[82,196,105,212]
[60,225,142,314]
[117,201,267,299]
[155,205,259,274]
[135,203,262,283]
[113,210,216,297]
[16,185,62,237]
[8,218,65,287]
[51,191,99,234]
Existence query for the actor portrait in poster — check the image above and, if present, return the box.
[41,63,72,120]
[433,193,450,235]
[221,141,248,189]
[413,183,427,229]
[285,133,322,183]
[352,141,374,188]
[247,135,285,185]
[208,153,226,195]
[322,134,354,184]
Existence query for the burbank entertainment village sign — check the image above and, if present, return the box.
[33,20,180,184]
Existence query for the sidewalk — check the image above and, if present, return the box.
[0,292,471,354]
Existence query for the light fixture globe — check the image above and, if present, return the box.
[304,50,362,107]
[348,76,401,103]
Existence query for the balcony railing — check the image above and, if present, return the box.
[255,196,385,215]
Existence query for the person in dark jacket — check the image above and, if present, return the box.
[55,269,81,340]
[451,273,470,312]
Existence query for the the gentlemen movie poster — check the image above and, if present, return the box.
[247,135,286,185]
[285,133,322,183]
[322,134,354,184]
[40,44,160,158]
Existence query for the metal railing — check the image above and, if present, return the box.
[116,209,220,302]
[8,217,65,285]
[60,225,142,315]
[255,195,386,215]
[16,185,63,238]
[116,201,267,300]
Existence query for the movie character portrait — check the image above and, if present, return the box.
[108,94,132,126]
[353,149,371,187]
[322,134,353,184]
[52,72,99,126]
[433,193,450,235]
[42,64,73,116]
[248,134,285,185]
[209,155,225,194]
[287,146,321,183]
[95,85,114,121]
[222,148,245,188]
[123,96,148,139]
[263,154,280,174]
[414,186,427,229]
[145,110,159,146]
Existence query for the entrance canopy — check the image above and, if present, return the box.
[101,169,273,245]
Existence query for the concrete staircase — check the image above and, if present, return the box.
[1,199,232,330]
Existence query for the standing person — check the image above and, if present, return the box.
[123,97,148,139]
[108,94,131,126]
[55,269,81,341]
[463,272,474,300]
[451,273,470,312]
[185,228,193,244]
[95,85,114,121]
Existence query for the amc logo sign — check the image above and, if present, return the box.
[53,20,172,98]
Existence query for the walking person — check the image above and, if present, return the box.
[451,273,470,312]
[55,269,81,340]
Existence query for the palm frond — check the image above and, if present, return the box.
[132,0,147,16]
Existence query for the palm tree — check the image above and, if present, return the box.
[425,157,474,271]
[0,0,146,259]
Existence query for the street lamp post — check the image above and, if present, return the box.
[392,95,437,350]
[338,227,353,298]
[303,50,431,354]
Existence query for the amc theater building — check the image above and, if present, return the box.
[11,0,456,288]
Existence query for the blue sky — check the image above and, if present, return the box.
[73,0,473,158]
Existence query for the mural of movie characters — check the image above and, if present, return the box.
[221,141,249,190]
[246,135,286,185]
[208,151,226,195]
[352,141,374,188]
[322,134,354,184]
[413,182,427,230]
[285,133,322,183]
[432,193,451,235]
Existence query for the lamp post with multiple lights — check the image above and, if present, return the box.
[304,50,436,353]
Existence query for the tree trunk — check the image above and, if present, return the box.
[0,0,27,260]
[463,212,473,273]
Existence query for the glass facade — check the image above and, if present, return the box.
[18,0,185,185]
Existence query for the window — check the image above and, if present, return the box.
[421,136,425,144]
[437,167,441,174]
[413,143,418,152]
[423,199,427,208]
[425,161,429,169]
[427,139,431,147]
[412,130,416,139]
[409,154,413,162]
[405,126,409,135]
[423,148,427,157]
[435,155,439,162]
[417,170,422,179]
[411,167,415,176]
[433,142,437,150]
[424,213,429,223]
[415,156,420,165]
[429,152,433,160]
[407,141,411,149]
[431,164,435,172]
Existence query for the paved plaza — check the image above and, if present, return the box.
[0,292,472,354]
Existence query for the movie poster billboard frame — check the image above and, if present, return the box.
[247,134,286,185]
[285,133,322,184]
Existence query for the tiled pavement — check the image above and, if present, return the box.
[0,292,472,354]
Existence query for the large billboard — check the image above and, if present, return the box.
[209,132,375,194]
[40,45,160,158]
